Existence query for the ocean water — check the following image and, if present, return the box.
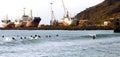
[0,30,120,57]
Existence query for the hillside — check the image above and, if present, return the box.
[75,0,120,21]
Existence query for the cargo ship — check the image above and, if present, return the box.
[1,9,41,28]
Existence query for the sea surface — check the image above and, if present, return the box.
[0,30,120,57]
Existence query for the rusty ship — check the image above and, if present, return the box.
[1,9,41,28]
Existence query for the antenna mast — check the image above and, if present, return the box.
[50,3,54,25]
[50,2,57,25]
[50,3,53,21]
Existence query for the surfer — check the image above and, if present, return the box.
[38,35,41,38]
[30,35,33,37]
[49,35,51,37]
[35,35,37,37]
[24,37,26,39]
[12,37,16,40]
[45,35,48,38]
[92,35,96,39]
[56,34,59,37]
[2,35,4,38]
[20,37,23,39]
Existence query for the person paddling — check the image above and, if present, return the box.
[2,35,4,38]
[93,35,96,39]
[12,37,16,40]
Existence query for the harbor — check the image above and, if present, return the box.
[0,0,120,57]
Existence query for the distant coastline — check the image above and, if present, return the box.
[0,26,113,30]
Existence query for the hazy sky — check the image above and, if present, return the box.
[0,0,104,26]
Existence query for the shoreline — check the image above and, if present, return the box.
[0,26,113,30]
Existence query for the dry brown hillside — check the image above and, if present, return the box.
[75,0,120,21]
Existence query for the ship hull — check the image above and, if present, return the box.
[2,23,15,28]
[26,17,41,27]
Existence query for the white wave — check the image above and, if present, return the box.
[88,34,96,37]
[28,37,39,40]
[3,37,14,42]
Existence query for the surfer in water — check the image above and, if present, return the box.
[20,37,23,39]
[38,35,41,38]
[12,37,16,40]
[56,34,59,37]
[2,35,4,38]
[45,35,48,38]
[49,35,51,37]
[92,35,96,39]
[24,37,26,39]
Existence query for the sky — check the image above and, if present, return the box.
[0,0,104,26]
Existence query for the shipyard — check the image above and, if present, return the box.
[0,0,119,32]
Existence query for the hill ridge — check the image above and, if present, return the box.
[75,0,120,21]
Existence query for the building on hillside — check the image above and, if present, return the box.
[104,21,111,26]
[78,20,88,26]
[103,18,114,26]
